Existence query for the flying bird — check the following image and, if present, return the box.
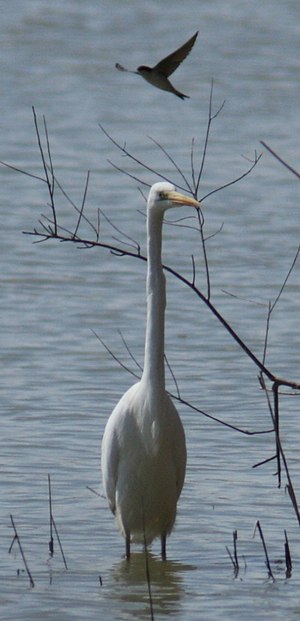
[115,31,198,99]
[101,182,200,559]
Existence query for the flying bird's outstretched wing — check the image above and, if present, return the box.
[154,31,198,77]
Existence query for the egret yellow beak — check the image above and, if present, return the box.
[167,190,200,208]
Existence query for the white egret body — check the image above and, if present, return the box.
[101,182,200,558]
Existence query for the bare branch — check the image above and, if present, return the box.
[164,354,181,400]
[99,123,187,191]
[148,135,193,193]
[195,206,211,299]
[270,244,300,314]
[0,159,46,184]
[73,171,91,239]
[92,328,273,436]
[117,329,143,373]
[32,107,57,235]
[194,80,226,195]
[262,244,300,367]
[261,141,300,178]
[91,330,141,381]
[200,151,262,203]
[98,208,141,254]
[106,158,150,188]
[51,171,99,239]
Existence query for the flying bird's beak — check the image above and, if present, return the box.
[167,190,200,208]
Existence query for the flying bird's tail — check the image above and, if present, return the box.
[174,90,189,100]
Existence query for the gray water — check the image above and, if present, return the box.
[1,1,300,619]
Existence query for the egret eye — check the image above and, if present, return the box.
[159,191,167,200]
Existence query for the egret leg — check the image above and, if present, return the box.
[161,534,167,561]
[125,534,131,560]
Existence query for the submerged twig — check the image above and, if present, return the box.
[143,532,154,621]
[284,530,292,578]
[226,529,239,577]
[9,515,35,588]
[48,474,68,569]
[48,474,54,556]
[254,521,275,581]
[258,374,300,525]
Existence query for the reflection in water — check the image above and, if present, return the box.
[108,550,195,618]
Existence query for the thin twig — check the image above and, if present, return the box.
[262,245,300,365]
[270,244,300,313]
[118,329,143,373]
[196,206,211,299]
[164,353,181,399]
[226,529,239,577]
[86,485,101,497]
[262,301,272,368]
[273,382,281,488]
[254,521,275,581]
[99,123,186,191]
[9,515,35,588]
[194,80,226,195]
[200,151,262,203]
[47,474,68,569]
[98,208,141,254]
[148,135,193,193]
[43,114,55,197]
[260,141,300,179]
[51,515,68,570]
[91,330,141,380]
[142,527,154,621]
[284,530,292,578]
[259,375,300,525]
[191,254,196,287]
[0,159,46,183]
[48,474,54,556]
[73,171,91,239]
[32,107,57,235]
[252,454,277,469]
[50,171,99,239]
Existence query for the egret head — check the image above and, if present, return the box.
[147,182,200,214]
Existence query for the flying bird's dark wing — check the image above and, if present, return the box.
[153,31,198,77]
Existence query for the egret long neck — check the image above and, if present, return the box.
[142,210,166,394]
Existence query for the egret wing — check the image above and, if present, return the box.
[154,31,198,77]
[101,423,120,514]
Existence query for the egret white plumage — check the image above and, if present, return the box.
[101,182,200,559]
[115,31,198,99]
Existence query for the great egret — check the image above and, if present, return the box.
[115,31,198,99]
[101,182,200,559]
